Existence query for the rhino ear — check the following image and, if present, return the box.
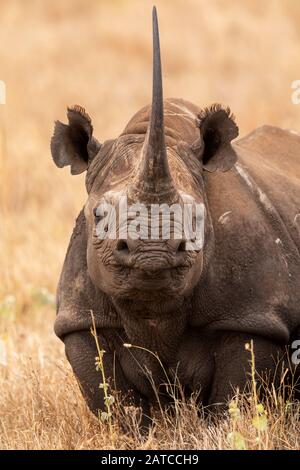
[51,105,101,175]
[197,104,239,172]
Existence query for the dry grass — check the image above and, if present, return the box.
[0,0,300,449]
[0,308,299,450]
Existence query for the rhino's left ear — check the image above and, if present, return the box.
[51,105,101,175]
[196,104,239,172]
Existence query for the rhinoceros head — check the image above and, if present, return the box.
[51,8,238,313]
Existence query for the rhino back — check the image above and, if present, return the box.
[123,98,200,147]
[234,125,300,251]
[190,126,300,341]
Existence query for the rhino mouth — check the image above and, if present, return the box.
[110,239,198,299]
[131,267,187,290]
[119,253,190,272]
[113,240,194,271]
[111,260,192,302]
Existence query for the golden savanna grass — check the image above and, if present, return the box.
[0,0,300,449]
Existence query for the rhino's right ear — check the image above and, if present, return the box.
[51,105,101,175]
[195,104,239,172]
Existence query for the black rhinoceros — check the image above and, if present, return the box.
[51,7,300,421]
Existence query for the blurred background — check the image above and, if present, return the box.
[1,0,300,449]
[1,0,300,315]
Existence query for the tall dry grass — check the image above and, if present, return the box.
[0,0,300,449]
[0,312,299,450]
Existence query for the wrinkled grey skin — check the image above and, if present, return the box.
[51,9,300,421]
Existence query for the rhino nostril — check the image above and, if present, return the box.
[177,240,186,252]
[116,239,130,253]
[114,239,132,266]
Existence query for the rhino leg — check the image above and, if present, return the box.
[64,329,151,429]
[208,332,288,410]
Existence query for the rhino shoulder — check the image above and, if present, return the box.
[55,209,121,339]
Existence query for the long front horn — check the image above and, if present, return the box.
[133,7,177,201]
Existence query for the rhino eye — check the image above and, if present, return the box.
[93,207,104,224]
